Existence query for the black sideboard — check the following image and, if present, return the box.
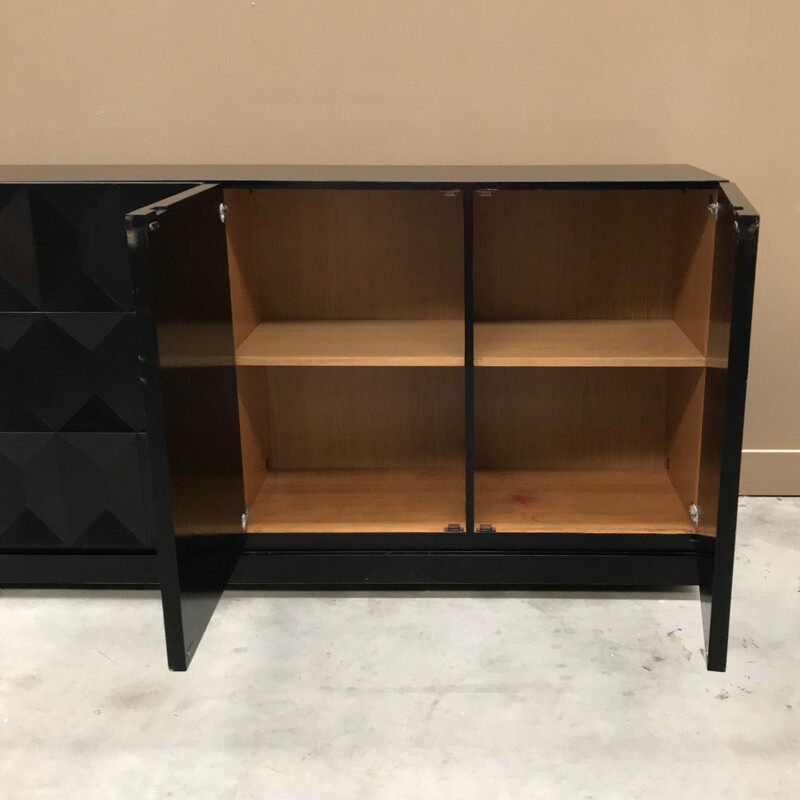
[0,165,758,671]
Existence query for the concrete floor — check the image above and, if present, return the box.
[1,497,798,799]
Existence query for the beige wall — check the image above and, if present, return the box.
[1,1,798,492]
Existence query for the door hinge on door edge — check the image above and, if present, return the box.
[444,523,465,532]
[219,202,228,223]
[476,524,496,533]
[689,504,699,526]
[476,188,497,198]
[242,508,249,533]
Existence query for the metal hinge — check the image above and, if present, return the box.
[219,202,228,223]
[444,523,465,533]
[476,188,497,198]
[241,508,249,533]
[476,524,496,533]
[441,189,460,198]
[708,202,720,216]
[689,504,699,525]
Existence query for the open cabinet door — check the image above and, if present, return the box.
[696,183,759,671]
[127,185,245,670]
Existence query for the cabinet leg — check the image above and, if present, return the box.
[699,551,734,672]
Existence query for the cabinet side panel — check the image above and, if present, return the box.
[666,367,705,514]
[224,189,261,348]
[673,189,718,354]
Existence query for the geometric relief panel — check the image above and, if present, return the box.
[1,183,191,312]
[0,433,152,548]
[0,312,144,432]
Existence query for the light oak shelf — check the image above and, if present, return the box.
[475,469,695,533]
[235,320,464,367]
[247,468,465,532]
[474,320,705,367]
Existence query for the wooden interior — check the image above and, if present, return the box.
[157,186,725,536]
[235,320,463,367]
[236,367,465,532]
[248,469,464,533]
[474,188,717,355]
[217,188,467,532]
[474,367,704,532]
[475,470,695,534]
[474,320,704,367]
[224,188,465,349]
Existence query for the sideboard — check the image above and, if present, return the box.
[0,165,759,670]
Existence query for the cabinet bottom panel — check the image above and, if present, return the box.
[247,468,465,533]
[475,469,696,534]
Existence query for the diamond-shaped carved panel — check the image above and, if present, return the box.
[0,433,152,548]
[0,312,144,432]
[0,184,191,311]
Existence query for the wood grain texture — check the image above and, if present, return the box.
[672,189,718,354]
[475,367,667,471]
[249,366,464,470]
[236,366,271,508]
[474,189,713,325]
[666,367,706,516]
[236,320,464,366]
[475,469,694,533]
[225,189,261,348]
[248,468,464,532]
[225,188,464,321]
[474,320,704,367]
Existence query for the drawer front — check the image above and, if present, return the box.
[0,433,151,548]
[0,183,192,554]
[0,312,144,432]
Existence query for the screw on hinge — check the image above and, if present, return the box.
[444,523,465,533]
[148,220,160,232]
[476,188,497,198]
[219,202,228,223]
[689,504,699,525]
[241,508,249,533]
[708,202,720,216]
[476,524,496,533]
[441,189,460,198]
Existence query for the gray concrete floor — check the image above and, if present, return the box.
[1,497,798,799]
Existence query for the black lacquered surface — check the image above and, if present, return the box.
[0,312,142,431]
[0,163,724,188]
[0,432,150,548]
[0,183,188,554]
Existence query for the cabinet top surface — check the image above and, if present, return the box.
[0,163,724,186]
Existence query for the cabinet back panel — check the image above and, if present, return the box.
[475,367,668,471]
[224,189,464,326]
[474,189,714,341]
[241,366,464,471]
